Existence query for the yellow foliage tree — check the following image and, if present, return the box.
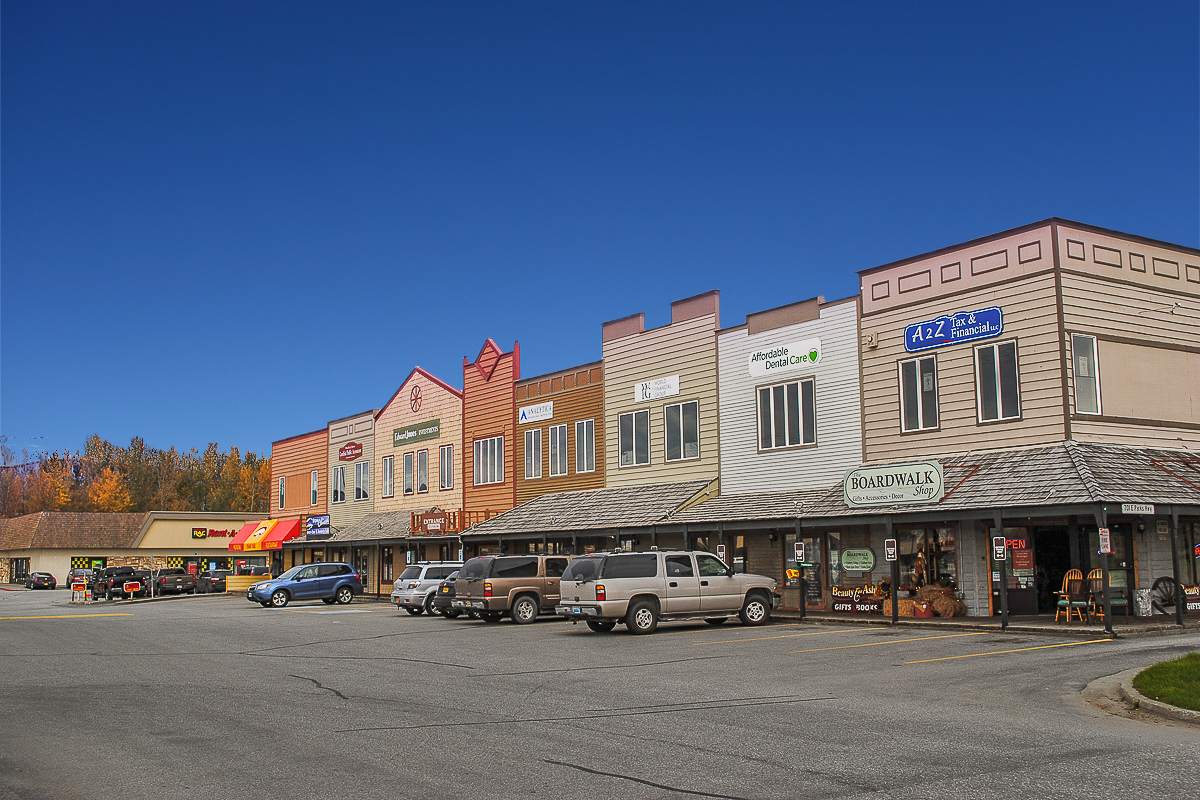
[89,467,131,512]
[26,462,72,512]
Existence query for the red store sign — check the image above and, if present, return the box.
[339,442,363,462]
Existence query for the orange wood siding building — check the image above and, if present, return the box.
[514,362,605,505]
[373,367,463,514]
[462,339,520,515]
[270,428,327,519]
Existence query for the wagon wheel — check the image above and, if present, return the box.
[1151,576,1178,614]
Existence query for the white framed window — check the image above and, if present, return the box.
[575,419,595,474]
[757,379,816,450]
[618,410,650,467]
[664,400,700,462]
[278,477,286,510]
[899,355,939,432]
[310,470,318,506]
[381,455,395,498]
[354,462,370,500]
[403,452,414,495]
[549,424,568,476]
[332,466,346,503]
[417,449,428,493]
[975,340,1020,422]
[474,436,504,485]
[440,445,454,490]
[1072,333,1102,414]
[524,429,542,479]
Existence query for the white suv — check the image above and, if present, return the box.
[556,550,778,634]
[391,561,463,615]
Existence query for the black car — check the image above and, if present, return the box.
[96,566,149,600]
[197,569,235,593]
[24,572,57,589]
[433,570,475,618]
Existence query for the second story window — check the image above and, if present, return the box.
[975,341,1020,422]
[417,449,428,493]
[354,462,370,500]
[310,470,318,505]
[439,445,454,490]
[403,452,414,495]
[1072,334,1102,414]
[278,477,285,510]
[899,355,939,432]
[474,436,504,485]
[665,400,699,461]
[549,424,568,476]
[332,466,346,503]
[381,455,394,498]
[757,378,816,450]
[524,429,542,479]
[619,410,650,467]
[575,419,595,473]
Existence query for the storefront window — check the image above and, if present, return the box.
[827,533,842,588]
[1177,522,1199,585]
[896,527,957,589]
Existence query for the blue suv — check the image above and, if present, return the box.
[247,563,363,608]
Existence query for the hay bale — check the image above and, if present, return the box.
[932,593,967,617]
[916,585,947,601]
[882,597,918,616]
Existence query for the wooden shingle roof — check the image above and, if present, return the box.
[0,512,150,550]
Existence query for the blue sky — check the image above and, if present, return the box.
[3,1,1197,460]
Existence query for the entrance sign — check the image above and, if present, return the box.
[747,338,822,378]
[840,548,876,573]
[794,542,805,564]
[1098,527,1113,554]
[884,539,898,562]
[843,461,944,507]
[1121,503,1154,515]
[904,306,1003,353]
[992,537,1007,561]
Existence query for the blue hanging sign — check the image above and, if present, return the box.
[904,306,1004,353]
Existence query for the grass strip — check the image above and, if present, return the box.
[1132,651,1200,712]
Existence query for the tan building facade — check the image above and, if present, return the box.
[602,291,721,496]
[514,361,605,506]
[328,409,378,532]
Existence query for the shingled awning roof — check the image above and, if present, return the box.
[305,511,414,544]
[671,441,1200,526]
[0,512,151,550]
[462,480,716,539]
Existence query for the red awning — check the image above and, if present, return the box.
[228,521,262,552]
[260,518,302,550]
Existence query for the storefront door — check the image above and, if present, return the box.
[1032,526,1071,613]
[992,528,1038,615]
[1087,523,1136,597]
[783,531,825,610]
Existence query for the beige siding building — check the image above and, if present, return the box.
[602,291,721,494]
[327,410,378,531]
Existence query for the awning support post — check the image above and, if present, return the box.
[994,512,1009,631]
[1095,506,1113,637]
[1170,508,1185,627]
[794,520,805,622]
[887,516,897,626]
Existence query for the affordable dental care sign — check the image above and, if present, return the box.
[748,338,822,378]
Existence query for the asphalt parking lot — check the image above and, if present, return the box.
[1,589,1197,800]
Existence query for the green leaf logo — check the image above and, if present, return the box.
[809,349,819,362]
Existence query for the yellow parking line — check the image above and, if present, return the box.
[695,628,858,645]
[789,631,989,654]
[903,638,1112,664]
[0,613,132,620]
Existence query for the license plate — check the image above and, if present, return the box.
[572,606,580,613]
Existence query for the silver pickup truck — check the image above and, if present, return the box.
[556,550,779,634]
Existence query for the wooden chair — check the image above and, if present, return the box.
[1087,568,1130,623]
[1055,569,1088,624]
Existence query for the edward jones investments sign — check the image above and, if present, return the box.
[748,338,822,378]
[843,461,944,507]
[394,419,440,447]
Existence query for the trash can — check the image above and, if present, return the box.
[1135,588,1153,617]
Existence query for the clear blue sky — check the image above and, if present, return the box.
[3,1,1197,460]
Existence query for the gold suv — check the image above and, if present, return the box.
[452,554,571,624]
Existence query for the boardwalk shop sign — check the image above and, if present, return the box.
[748,338,822,378]
[518,402,553,425]
[394,419,440,447]
[844,461,944,507]
[338,442,364,461]
[904,307,1003,353]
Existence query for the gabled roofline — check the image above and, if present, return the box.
[327,409,380,426]
[271,428,328,447]
[376,367,463,420]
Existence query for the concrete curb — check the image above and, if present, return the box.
[68,591,230,605]
[771,612,1199,639]
[1119,672,1200,725]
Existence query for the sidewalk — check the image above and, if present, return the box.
[771,609,1200,638]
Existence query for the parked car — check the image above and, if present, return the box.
[430,570,467,618]
[197,569,235,593]
[556,550,779,634]
[66,568,93,588]
[95,566,147,600]
[452,554,571,624]
[246,563,363,608]
[24,572,57,590]
[237,565,269,576]
[155,567,197,594]
[390,561,463,615]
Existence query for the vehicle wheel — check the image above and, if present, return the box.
[481,612,503,623]
[335,586,354,605]
[269,589,290,608]
[586,620,616,633]
[511,595,539,624]
[424,594,439,615]
[188,588,196,594]
[704,618,728,626]
[260,601,271,607]
[444,609,461,619]
[739,594,770,626]
[466,610,480,619]
[322,597,336,604]
[625,600,658,634]
[405,607,423,615]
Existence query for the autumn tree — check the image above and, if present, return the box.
[89,467,131,512]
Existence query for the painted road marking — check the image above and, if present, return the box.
[903,638,1113,664]
[695,629,858,645]
[789,631,989,654]
[0,613,133,620]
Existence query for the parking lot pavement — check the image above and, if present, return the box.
[2,591,1197,800]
